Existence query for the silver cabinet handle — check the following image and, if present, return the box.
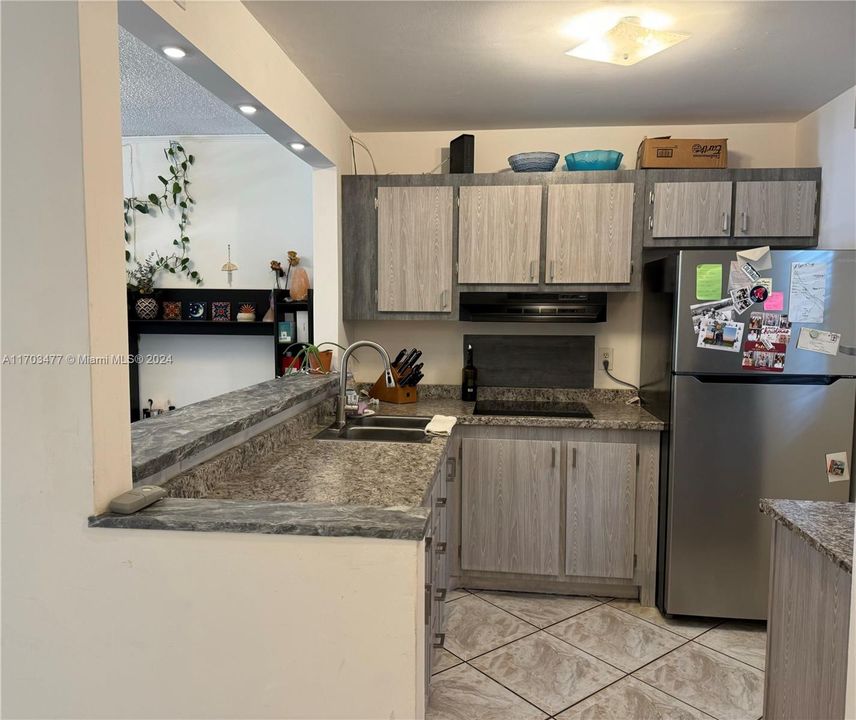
[435,542,447,555]
[551,446,557,468]
[722,211,729,233]
[445,456,456,482]
[424,583,432,625]
[441,289,449,309]
[374,288,378,307]
[434,588,447,601]
[529,259,536,280]
[648,216,654,230]
[571,447,577,468]
[549,260,555,280]
[435,496,447,508]
[433,632,446,649]
[741,211,748,233]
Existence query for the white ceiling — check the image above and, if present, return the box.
[119,25,263,136]
[245,1,856,132]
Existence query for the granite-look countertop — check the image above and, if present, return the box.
[96,380,662,541]
[761,499,855,573]
[90,498,430,540]
[193,416,447,506]
[372,394,663,431]
[131,374,337,481]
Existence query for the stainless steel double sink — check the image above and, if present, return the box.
[314,414,433,443]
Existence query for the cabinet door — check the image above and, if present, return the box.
[566,441,637,579]
[458,185,542,284]
[652,181,732,238]
[377,186,453,312]
[735,181,816,237]
[546,183,634,284]
[461,437,560,575]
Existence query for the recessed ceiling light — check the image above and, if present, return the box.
[566,16,689,66]
[161,46,186,59]
[238,105,257,115]
[289,142,306,151]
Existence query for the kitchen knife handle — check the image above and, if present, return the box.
[529,260,535,280]
[741,211,748,233]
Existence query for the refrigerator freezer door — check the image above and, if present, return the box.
[674,250,856,376]
[665,375,855,619]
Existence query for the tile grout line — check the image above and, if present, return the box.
[464,660,556,718]
[605,599,724,641]
[470,590,608,629]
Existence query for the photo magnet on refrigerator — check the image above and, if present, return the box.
[826,452,850,483]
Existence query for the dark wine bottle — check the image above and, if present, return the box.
[461,344,478,401]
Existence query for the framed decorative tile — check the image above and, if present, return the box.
[187,301,206,320]
[211,301,231,321]
[162,301,182,320]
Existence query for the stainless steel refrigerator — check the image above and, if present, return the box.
[641,249,856,620]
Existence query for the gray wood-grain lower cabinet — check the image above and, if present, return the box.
[460,437,561,575]
[764,520,850,719]
[452,426,660,605]
[546,183,634,284]
[652,181,733,238]
[566,441,637,579]
[458,185,541,284]
[377,186,453,313]
[735,181,817,237]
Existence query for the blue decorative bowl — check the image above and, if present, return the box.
[565,150,623,171]
[508,152,560,172]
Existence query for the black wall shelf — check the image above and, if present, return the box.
[128,287,313,421]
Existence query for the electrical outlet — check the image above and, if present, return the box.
[598,347,614,369]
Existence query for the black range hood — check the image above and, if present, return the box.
[459,292,607,323]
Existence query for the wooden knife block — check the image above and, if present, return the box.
[368,367,419,404]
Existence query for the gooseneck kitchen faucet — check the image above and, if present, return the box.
[336,341,395,428]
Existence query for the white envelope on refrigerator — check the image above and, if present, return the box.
[736,246,772,271]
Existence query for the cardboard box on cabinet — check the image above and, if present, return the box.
[637,136,728,168]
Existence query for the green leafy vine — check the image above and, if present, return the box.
[124,141,201,288]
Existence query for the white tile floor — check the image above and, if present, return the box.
[429,590,767,720]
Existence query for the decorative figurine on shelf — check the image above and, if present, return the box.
[221,244,238,286]
[286,251,310,301]
[236,303,256,322]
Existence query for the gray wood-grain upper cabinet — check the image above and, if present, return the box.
[377,186,453,313]
[651,181,733,238]
[734,181,817,237]
[460,437,561,576]
[546,183,634,284]
[458,186,542,284]
[565,441,637,579]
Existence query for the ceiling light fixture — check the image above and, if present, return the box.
[161,46,186,59]
[238,105,257,115]
[566,16,689,66]
[289,142,306,151]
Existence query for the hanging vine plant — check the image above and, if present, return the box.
[124,141,202,287]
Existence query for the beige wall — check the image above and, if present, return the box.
[795,85,856,251]
[349,121,797,386]
[2,3,422,718]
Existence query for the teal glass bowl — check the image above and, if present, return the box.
[564,150,623,171]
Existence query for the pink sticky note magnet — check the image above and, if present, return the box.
[764,291,784,311]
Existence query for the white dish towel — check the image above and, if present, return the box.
[426,415,457,436]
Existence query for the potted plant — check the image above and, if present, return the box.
[282,342,345,375]
[128,253,159,320]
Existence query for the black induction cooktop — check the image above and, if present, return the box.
[472,400,594,419]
